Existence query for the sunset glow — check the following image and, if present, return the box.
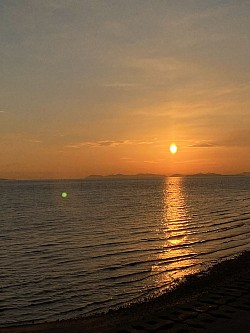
[1,1,250,179]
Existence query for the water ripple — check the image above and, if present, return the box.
[0,176,249,326]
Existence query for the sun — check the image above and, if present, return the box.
[170,143,177,154]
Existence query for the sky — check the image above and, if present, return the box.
[1,0,250,179]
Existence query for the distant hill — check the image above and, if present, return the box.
[187,172,223,177]
[170,173,223,177]
[187,172,250,177]
[85,172,250,180]
[85,173,165,180]
[170,172,250,177]
[235,172,250,176]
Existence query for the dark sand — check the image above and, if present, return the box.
[1,251,250,333]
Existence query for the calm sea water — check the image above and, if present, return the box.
[0,176,250,326]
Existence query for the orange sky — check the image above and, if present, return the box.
[1,1,250,179]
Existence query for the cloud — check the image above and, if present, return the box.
[66,140,127,148]
[188,141,218,148]
[27,139,43,143]
[120,157,130,160]
[101,82,141,89]
[66,139,156,149]
[143,160,158,164]
[1,134,44,144]
[186,134,250,149]
[98,140,125,146]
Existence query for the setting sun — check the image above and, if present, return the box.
[170,143,178,154]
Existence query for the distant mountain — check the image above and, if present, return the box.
[86,172,250,180]
[85,173,165,180]
[235,172,250,176]
[86,173,216,179]
[170,173,223,177]
[170,172,250,177]
[187,172,223,177]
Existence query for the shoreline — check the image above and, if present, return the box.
[1,250,250,333]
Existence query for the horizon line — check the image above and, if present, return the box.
[1,171,250,181]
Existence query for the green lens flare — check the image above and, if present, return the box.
[61,192,68,198]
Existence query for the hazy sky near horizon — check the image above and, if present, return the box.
[1,0,250,179]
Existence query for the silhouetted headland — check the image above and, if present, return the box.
[85,173,165,180]
[85,172,250,180]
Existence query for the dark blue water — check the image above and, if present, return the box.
[0,176,249,326]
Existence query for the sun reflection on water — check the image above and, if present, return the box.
[151,177,201,290]
[164,177,190,246]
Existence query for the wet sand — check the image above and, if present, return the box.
[1,251,250,333]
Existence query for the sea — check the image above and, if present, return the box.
[0,176,250,327]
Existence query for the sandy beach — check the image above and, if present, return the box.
[1,251,249,333]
